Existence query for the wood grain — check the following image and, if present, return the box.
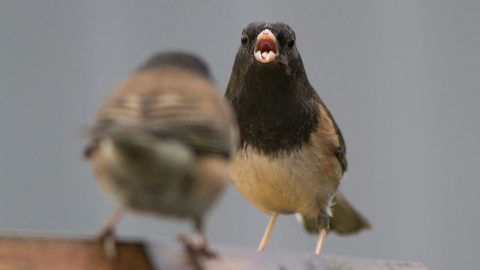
[0,235,153,270]
[0,234,427,270]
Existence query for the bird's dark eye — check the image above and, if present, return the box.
[241,34,249,45]
[286,38,295,48]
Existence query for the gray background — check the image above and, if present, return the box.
[0,1,479,269]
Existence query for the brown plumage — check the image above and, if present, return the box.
[85,51,238,257]
[225,22,370,255]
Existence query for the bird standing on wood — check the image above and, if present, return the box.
[225,22,370,255]
[84,51,238,257]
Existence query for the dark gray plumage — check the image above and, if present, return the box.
[225,22,370,255]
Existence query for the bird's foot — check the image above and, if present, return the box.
[98,227,117,259]
[177,234,217,259]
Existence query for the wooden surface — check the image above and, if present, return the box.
[0,235,153,270]
[149,242,428,270]
[0,234,427,270]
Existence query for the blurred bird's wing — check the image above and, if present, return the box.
[85,68,237,159]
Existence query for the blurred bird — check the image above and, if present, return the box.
[225,22,370,255]
[84,51,238,257]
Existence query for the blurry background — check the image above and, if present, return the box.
[1,1,479,269]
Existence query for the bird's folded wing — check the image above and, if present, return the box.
[87,89,234,159]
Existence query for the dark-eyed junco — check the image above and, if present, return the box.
[225,22,370,255]
[84,51,238,257]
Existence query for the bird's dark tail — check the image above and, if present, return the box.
[299,192,371,235]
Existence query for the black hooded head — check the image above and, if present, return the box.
[225,22,319,155]
[227,22,308,92]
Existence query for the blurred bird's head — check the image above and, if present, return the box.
[139,51,212,81]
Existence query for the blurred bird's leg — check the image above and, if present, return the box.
[315,213,329,256]
[97,208,125,258]
[178,218,216,259]
[193,218,217,258]
[258,212,278,252]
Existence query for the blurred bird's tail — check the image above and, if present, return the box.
[101,127,161,158]
[88,126,194,175]
[298,192,371,235]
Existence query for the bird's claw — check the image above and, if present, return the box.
[98,227,117,259]
[177,234,217,259]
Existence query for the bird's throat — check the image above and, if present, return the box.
[228,69,319,156]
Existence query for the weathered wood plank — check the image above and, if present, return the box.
[149,242,428,270]
[0,234,427,270]
[0,235,153,270]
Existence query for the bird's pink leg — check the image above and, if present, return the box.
[257,213,278,252]
[315,228,327,255]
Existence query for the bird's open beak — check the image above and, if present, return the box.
[254,29,279,63]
